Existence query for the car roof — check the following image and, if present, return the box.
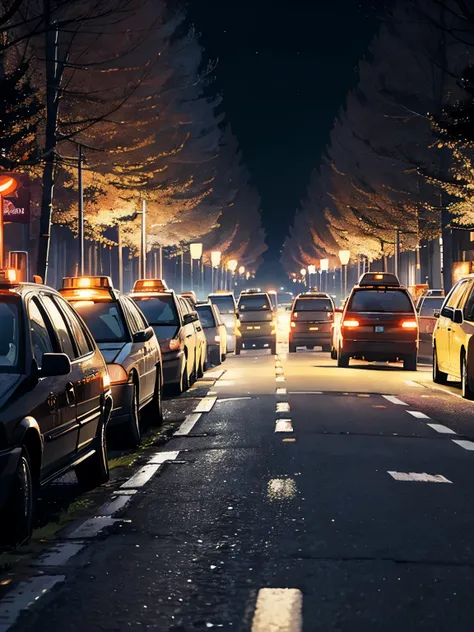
[296,292,331,299]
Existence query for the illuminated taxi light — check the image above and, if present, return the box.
[215,335,221,342]
[343,320,359,328]
[102,373,111,389]
[107,363,128,385]
[62,276,113,290]
[402,320,418,329]
[374,274,384,280]
[0,268,17,283]
[133,278,168,293]
[78,277,91,287]
[169,338,181,351]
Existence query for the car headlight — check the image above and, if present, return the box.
[107,363,128,385]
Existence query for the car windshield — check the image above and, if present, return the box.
[196,305,215,328]
[238,295,271,311]
[268,293,278,310]
[294,298,333,312]
[0,299,20,372]
[72,301,127,343]
[210,295,235,314]
[420,297,444,316]
[132,295,179,326]
[349,289,413,313]
[277,292,293,305]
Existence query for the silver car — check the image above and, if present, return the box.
[60,276,163,447]
[208,292,241,354]
[196,302,227,367]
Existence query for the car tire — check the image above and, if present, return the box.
[289,343,297,353]
[330,346,337,360]
[461,354,474,400]
[433,347,448,384]
[118,383,141,447]
[270,341,277,355]
[197,355,204,378]
[403,353,417,371]
[0,447,34,546]
[76,416,109,490]
[143,370,163,427]
[221,353,226,363]
[235,340,242,355]
[322,345,331,353]
[337,346,349,368]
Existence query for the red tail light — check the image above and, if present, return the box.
[343,319,359,328]
[402,320,418,329]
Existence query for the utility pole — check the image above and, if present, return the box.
[78,144,84,275]
[395,228,400,278]
[118,226,123,293]
[140,199,146,279]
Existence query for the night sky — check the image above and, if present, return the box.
[187,0,381,280]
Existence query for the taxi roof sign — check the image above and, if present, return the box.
[62,276,113,290]
[358,272,400,287]
[132,278,168,293]
[0,269,17,285]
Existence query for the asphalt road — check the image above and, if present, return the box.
[4,341,474,631]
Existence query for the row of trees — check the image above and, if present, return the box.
[0,0,267,280]
[282,0,474,291]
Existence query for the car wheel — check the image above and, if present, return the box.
[118,383,141,447]
[289,343,296,353]
[0,447,34,546]
[461,354,474,400]
[403,353,417,371]
[337,345,349,368]
[330,346,337,360]
[197,355,204,378]
[221,352,226,363]
[143,370,163,427]
[322,345,331,353]
[270,341,277,355]
[433,347,448,384]
[235,340,242,355]
[76,416,109,490]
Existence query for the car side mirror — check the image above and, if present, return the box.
[433,309,440,319]
[40,352,71,378]
[335,308,343,313]
[133,327,154,343]
[453,308,464,324]
[183,313,195,325]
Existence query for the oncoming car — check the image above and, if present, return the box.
[60,276,163,446]
[336,272,418,370]
[0,270,112,545]
[237,291,276,354]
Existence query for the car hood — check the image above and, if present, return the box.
[0,373,24,410]
[97,342,127,364]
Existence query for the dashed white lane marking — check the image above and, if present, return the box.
[427,423,457,435]
[66,517,120,539]
[275,419,293,433]
[0,575,66,631]
[407,410,430,419]
[275,368,284,376]
[452,439,474,451]
[276,388,287,395]
[174,413,202,436]
[98,494,133,516]
[194,396,217,412]
[388,471,452,483]
[288,391,323,395]
[383,395,408,406]
[276,376,286,382]
[251,588,303,632]
[35,543,85,567]
[120,464,161,489]
[276,402,290,413]
[147,451,180,464]
[217,397,252,403]
[405,380,421,387]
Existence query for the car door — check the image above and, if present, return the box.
[39,294,82,465]
[26,297,75,474]
[54,295,104,452]
[449,280,474,378]
[123,296,156,401]
[436,280,468,374]
[178,297,196,377]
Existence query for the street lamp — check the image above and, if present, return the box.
[320,258,329,293]
[300,267,307,288]
[211,250,221,292]
[308,264,316,290]
[190,243,203,294]
[338,250,350,298]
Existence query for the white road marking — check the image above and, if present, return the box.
[66,517,120,539]
[276,376,286,382]
[405,380,421,387]
[387,471,452,483]
[251,588,302,632]
[35,543,85,567]
[120,464,161,489]
[452,439,474,451]
[276,388,287,395]
[383,395,408,406]
[194,396,217,412]
[407,410,430,419]
[217,397,252,403]
[147,451,180,464]
[0,575,66,631]
[174,413,202,436]
[288,391,323,395]
[427,423,457,435]
[429,384,464,400]
[275,419,293,432]
[97,494,133,516]
[275,367,284,375]
[276,402,290,413]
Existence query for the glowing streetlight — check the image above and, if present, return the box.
[338,250,351,297]
[0,175,18,268]
[190,243,203,260]
[211,251,221,267]
[227,259,238,272]
[320,259,329,271]
[307,264,316,274]
[300,268,306,276]
[239,265,245,275]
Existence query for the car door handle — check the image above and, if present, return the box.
[66,383,76,406]
[186,333,193,338]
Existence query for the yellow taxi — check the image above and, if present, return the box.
[433,274,474,398]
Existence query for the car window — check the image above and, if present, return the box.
[54,296,92,357]
[420,297,444,317]
[210,296,235,314]
[132,295,179,326]
[446,280,470,309]
[196,305,215,328]
[348,289,413,313]
[294,298,333,312]
[0,299,21,372]
[122,297,145,335]
[28,298,54,368]
[238,295,271,311]
[128,299,149,330]
[72,301,128,343]
[41,295,75,359]
[179,298,191,315]
[462,284,474,321]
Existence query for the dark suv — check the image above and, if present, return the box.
[336,272,418,370]
[237,291,276,354]
[289,292,335,352]
[0,272,112,546]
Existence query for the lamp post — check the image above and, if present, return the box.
[190,243,203,294]
[300,267,307,289]
[227,259,238,292]
[338,250,350,299]
[211,250,221,293]
[308,264,316,290]
[320,258,329,293]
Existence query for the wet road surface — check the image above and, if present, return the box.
[3,343,474,631]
